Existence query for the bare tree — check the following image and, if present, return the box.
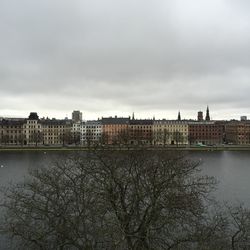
[61,131,74,146]
[73,131,81,145]
[2,134,9,145]
[30,130,43,146]
[163,128,170,147]
[226,204,250,249]
[100,131,109,145]
[117,129,130,146]
[2,149,248,249]
[88,150,217,249]
[18,133,25,146]
[172,130,184,146]
[1,157,105,250]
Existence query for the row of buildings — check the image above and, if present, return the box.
[1,108,250,146]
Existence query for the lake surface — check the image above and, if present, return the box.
[188,151,250,206]
[1,150,250,205]
[0,150,250,249]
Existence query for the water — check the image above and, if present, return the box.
[0,150,250,249]
[0,151,250,205]
[0,151,73,250]
[188,151,250,206]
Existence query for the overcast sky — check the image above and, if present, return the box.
[1,0,250,120]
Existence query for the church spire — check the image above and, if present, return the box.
[178,111,181,121]
[132,112,135,120]
[205,106,210,121]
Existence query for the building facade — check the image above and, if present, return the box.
[23,113,43,146]
[225,121,250,145]
[129,119,153,145]
[153,120,189,145]
[41,119,72,145]
[188,121,224,145]
[3,110,250,147]
[102,117,130,145]
[84,120,102,145]
[0,119,25,145]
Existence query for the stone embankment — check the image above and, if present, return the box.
[1,145,250,151]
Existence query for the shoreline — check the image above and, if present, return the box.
[1,145,250,152]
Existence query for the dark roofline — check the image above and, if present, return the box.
[129,119,154,125]
[0,119,26,126]
[102,117,130,125]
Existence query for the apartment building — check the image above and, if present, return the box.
[23,113,43,145]
[188,121,224,145]
[102,117,130,144]
[129,119,153,145]
[84,120,102,145]
[41,118,72,145]
[153,120,189,145]
[225,121,250,145]
[0,119,25,145]
[72,120,102,145]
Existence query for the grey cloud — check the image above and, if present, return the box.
[0,0,250,119]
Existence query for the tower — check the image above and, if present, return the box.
[197,111,203,121]
[178,111,181,121]
[72,111,82,123]
[205,106,210,121]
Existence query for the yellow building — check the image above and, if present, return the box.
[0,119,25,145]
[153,120,189,145]
[41,118,72,145]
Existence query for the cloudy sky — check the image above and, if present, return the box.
[0,0,250,120]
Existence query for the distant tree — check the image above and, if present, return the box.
[61,131,73,146]
[30,130,43,146]
[188,134,195,145]
[86,128,94,147]
[154,129,170,146]
[18,133,25,146]
[153,128,162,145]
[73,131,81,145]
[131,127,143,145]
[163,128,170,146]
[1,134,9,145]
[117,129,130,146]
[172,130,184,146]
[100,131,109,145]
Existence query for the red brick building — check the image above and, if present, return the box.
[188,121,225,145]
[101,117,130,145]
[129,119,153,145]
[225,121,250,145]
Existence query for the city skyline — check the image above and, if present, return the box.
[1,109,249,147]
[0,107,247,122]
[1,0,250,120]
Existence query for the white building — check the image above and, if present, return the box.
[23,112,43,145]
[72,120,102,145]
[84,120,102,145]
